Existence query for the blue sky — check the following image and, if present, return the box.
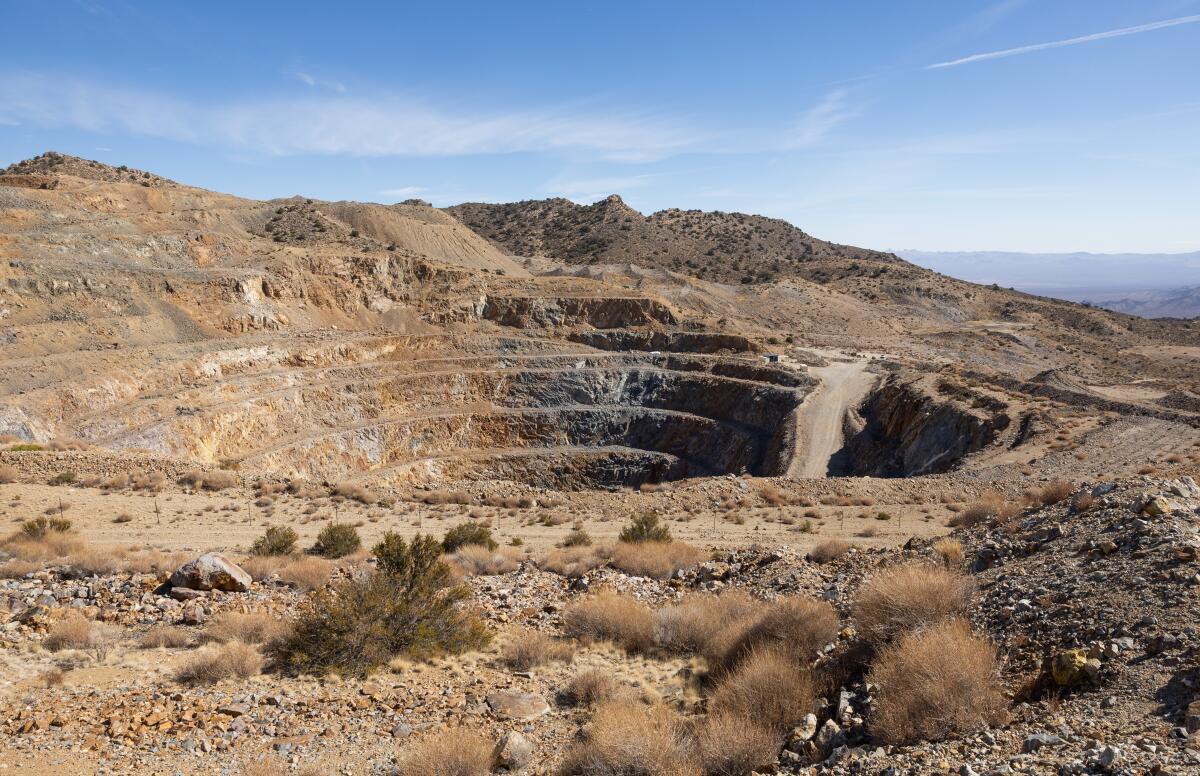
[1,0,1198,253]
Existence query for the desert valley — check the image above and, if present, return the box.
[0,150,1199,775]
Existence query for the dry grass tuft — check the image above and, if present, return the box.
[0,464,17,484]
[140,625,194,649]
[707,596,839,673]
[695,712,782,776]
[397,728,494,776]
[559,700,700,776]
[809,538,851,564]
[539,545,607,578]
[932,537,964,568]
[332,482,378,505]
[451,545,520,576]
[1026,478,1074,507]
[201,611,289,646]
[853,563,973,645]
[501,627,574,671]
[868,619,1007,743]
[563,590,655,653]
[175,641,262,685]
[610,540,703,580]
[951,493,1019,527]
[43,612,104,652]
[279,557,334,591]
[709,647,815,737]
[0,558,41,578]
[654,590,764,654]
[563,669,620,707]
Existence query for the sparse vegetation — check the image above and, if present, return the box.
[563,590,655,653]
[618,511,671,543]
[853,563,973,645]
[809,538,851,564]
[397,728,493,776]
[868,619,1007,743]
[563,669,620,707]
[559,700,699,776]
[502,627,574,671]
[250,525,298,556]
[709,647,815,736]
[441,522,498,553]
[176,641,263,685]
[273,533,490,677]
[312,522,361,558]
[610,540,702,579]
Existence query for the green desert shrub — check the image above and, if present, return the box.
[250,525,298,557]
[272,532,490,677]
[20,515,73,539]
[312,522,361,558]
[618,511,671,543]
[441,522,497,553]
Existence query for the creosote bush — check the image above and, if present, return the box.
[618,511,671,543]
[441,522,498,553]
[250,525,298,556]
[20,515,73,539]
[271,532,490,677]
[868,619,1007,743]
[853,563,973,645]
[312,522,361,558]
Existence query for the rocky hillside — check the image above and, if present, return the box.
[447,195,900,286]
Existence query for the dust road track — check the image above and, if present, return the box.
[789,360,877,478]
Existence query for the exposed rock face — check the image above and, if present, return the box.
[834,373,1010,477]
[480,295,677,328]
[568,329,759,354]
[169,554,252,593]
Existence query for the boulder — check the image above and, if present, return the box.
[485,691,550,721]
[169,554,251,593]
[1052,647,1100,686]
[493,731,533,770]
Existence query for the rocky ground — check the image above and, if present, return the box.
[0,475,1198,774]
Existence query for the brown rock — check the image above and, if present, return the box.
[485,691,550,721]
[169,553,252,593]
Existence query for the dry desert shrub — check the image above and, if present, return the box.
[563,590,655,653]
[694,712,782,776]
[1026,478,1074,507]
[618,511,672,543]
[279,557,333,591]
[0,464,17,484]
[559,700,701,776]
[5,531,85,563]
[502,627,575,671]
[706,596,839,673]
[709,647,815,737]
[202,611,289,645]
[64,547,125,577]
[0,558,41,578]
[397,727,493,776]
[757,483,787,506]
[43,612,104,652]
[176,641,262,685]
[419,490,471,505]
[441,522,498,552]
[932,537,964,568]
[332,482,378,505]
[238,554,287,582]
[654,590,765,654]
[539,545,607,578]
[868,619,1007,743]
[610,540,703,580]
[451,545,520,576]
[809,538,851,564]
[140,625,193,649]
[853,563,973,645]
[563,669,620,707]
[131,471,165,491]
[181,469,238,491]
[951,493,1019,527]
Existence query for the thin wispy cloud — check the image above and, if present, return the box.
[928,14,1200,69]
[293,71,347,93]
[544,174,657,203]
[785,89,860,148]
[0,71,699,161]
[379,185,425,199]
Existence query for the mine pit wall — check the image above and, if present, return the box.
[480,296,677,328]
[569,330,760,354]
[834,373,1010,478]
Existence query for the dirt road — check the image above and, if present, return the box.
[790,360,876,478]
